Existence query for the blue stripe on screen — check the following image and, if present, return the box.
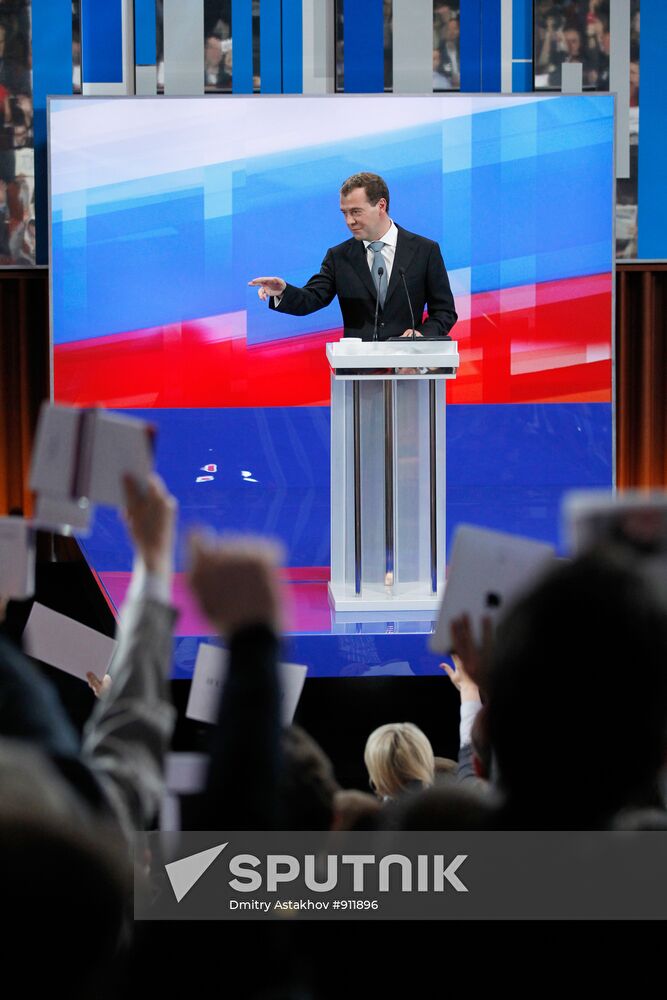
[282,0,303,94]
[512,61,533,92]
[343,0,384,93]
[481,0,501,92]
[637,6,667,259]
[232,0,254,93]
[512,0,532,60]
[33,0,72,265]
[135,0,157,65]
[260,0,282,93]
[81,0,124,83]
[460,0,482,92]
[80,402,612,575]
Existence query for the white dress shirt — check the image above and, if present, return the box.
[363,219,398,284]
[459,698,483,748]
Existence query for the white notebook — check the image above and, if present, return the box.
[30,402,155,513]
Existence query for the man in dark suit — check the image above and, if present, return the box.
[249,172,457,341]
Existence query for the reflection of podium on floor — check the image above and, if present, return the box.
[327,340,460,613]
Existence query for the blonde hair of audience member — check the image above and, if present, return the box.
[364,722,435,800]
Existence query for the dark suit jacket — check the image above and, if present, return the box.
[195,623,283,831]
[270,224,457,341]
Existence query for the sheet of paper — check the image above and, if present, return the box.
[23,602,117,682]
[161,753,210,832]
[185,642,307,727]
[165,752,209,794]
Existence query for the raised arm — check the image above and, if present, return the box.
[440,614,485,784]
[81,473,178,838]
[188,534,285,830]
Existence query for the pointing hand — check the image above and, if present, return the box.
[248,277,287,301]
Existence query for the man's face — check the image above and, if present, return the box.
[339,187,388,242]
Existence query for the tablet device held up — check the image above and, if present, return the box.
[429,524,555,654]
[563,489,667,593]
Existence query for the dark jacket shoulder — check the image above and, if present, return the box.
[394,225,438,250]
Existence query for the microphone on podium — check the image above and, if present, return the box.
[399,267,417,340]
[373,266,384,341]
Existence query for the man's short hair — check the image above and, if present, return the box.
[340,172,390,210]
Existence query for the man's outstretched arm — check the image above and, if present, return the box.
[249,250,337,317]
[248,276,287,300]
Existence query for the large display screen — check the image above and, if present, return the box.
[49,94,614,674]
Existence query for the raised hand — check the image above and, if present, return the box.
[122,473,177,576]
[188,533,284,637]
[87,672,113,698]
[438,612,492,698]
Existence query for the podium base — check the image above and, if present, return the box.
[328,580,444,613]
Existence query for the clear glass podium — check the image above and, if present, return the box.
[326,339,460,612]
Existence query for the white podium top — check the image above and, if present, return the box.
[326,339,460,374]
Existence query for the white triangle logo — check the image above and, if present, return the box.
[165,842,228,903]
